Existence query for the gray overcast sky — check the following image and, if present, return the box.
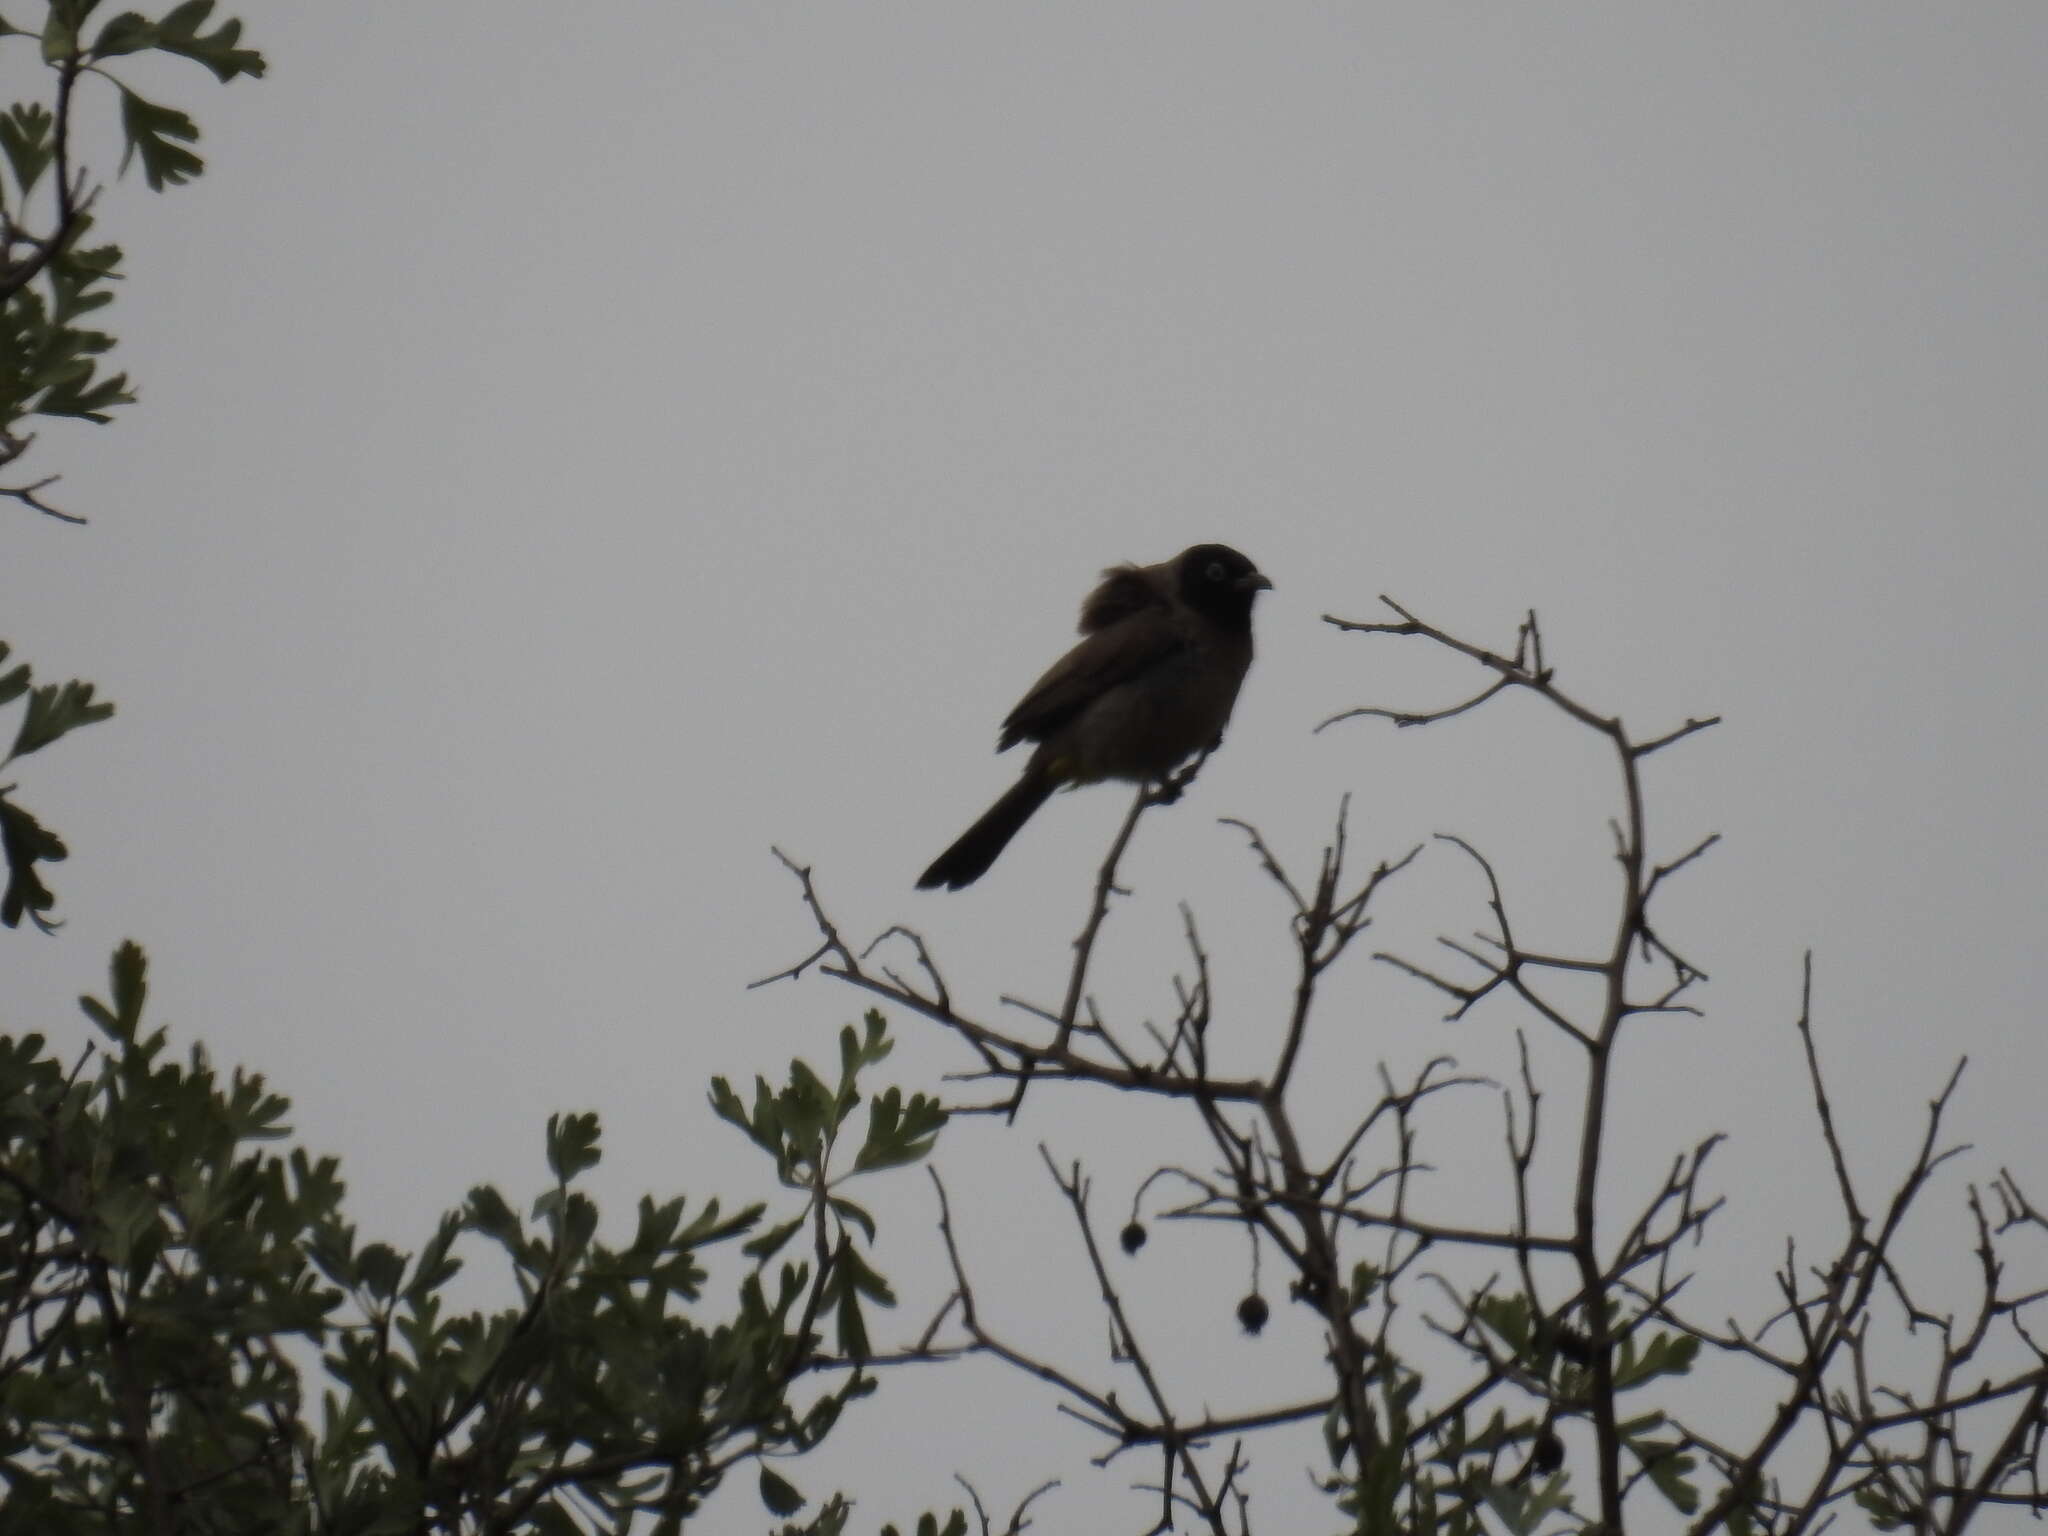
[8,4,2047,1529]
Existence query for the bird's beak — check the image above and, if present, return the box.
[1238,571,1274,593]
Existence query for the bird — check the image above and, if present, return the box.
[917,543,1272,890]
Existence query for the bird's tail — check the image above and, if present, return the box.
[917,769,1056,890]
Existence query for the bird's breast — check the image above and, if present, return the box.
[1057,636,1252,784]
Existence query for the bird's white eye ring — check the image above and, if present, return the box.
[1206,561,1227,582]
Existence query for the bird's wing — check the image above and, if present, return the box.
[997,604,1185,751]
[1076,563,1162,633]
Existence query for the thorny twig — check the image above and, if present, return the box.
[760,598,2044,1534]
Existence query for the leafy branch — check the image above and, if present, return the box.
[0,0,264,524]
[0,635,112,929]
[1,944,960,1532]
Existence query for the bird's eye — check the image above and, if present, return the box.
[1206,561,1227,583]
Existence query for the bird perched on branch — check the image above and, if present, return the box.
[917,543,1271,890]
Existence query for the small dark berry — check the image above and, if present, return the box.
[1120,1222,1147,1255]
[1554,1326,1596,1365]
[1236,1293,1270,1335]
[1531,1429,1565,1474]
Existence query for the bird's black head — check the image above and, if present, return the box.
[1174,544,1271,630]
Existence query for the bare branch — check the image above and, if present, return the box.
[0,474,87,525]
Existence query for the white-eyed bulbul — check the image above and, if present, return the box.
[918,543,1271,890]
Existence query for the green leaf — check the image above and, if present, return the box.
[306,1219,358,1287]
[1855,1485,1910,1531]
[66,238,122,274]
[355,1242,405,1301]
[544,1110,601,1183]
[783,1059,833,1136]
[836,1240,894,1305]
[155,0,264,81]
[41,2,79,62]
[116,85,202,190]
[1614,1328,1699,1390]
[825,1194,876,1243]
[552,1188,598,1256]
[743,1214,806,1263]
[92,10,155,56]
[34,361,132,423]
[710,1075,782,1157]
[0,650,27,708]
[1348,1259,1382,1313]
[1633,1439,1699,1514]
[852,1086,945,1173]
[1478,1474,1573,1536]
[1474,1293,1533,1356]
[856,1010,892,1064]
[834,1284,869,1359]
[777,1494,855,1536]
[403,1215,463,1301]
[11,677,114,758]
[676,1194,762,1248]
[465,1183,523,1252]
[1,792,68,931]
[104,938,147,1031]
[759,1467,806,1517]
[626,1193,684,1255]
[0,103,54,197]
[835,1018,889,1108]
[92,1181,157,1267]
